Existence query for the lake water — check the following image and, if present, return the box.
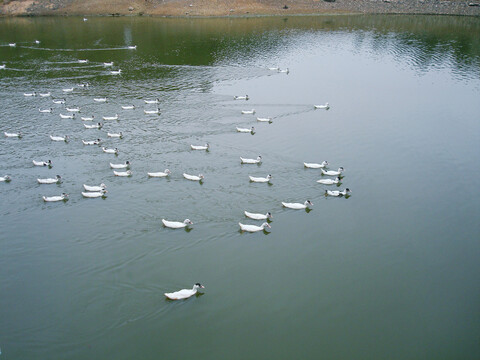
[0,15,479,359]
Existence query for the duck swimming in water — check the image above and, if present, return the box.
[148,169,171,177]
[103,147,119,154]
[43,193,68,202]
[317,177,341,185]
[249,174,272,183]
[241,156,262,164]
[113,170,131,177]
[4,132,22,138]
[239,222,271,233]
[37,175,61,184]
[321,167,344,176]
[190,143,209,151]
[83,183,106,192]
[110,161,130,169]
[50,135,68,142]
[33,160,52,167]
[164,283,204,300]
[244,211,272,220]
[183,173,204,181]
[162,219,193,229]
[314,103,330,110]
[236,126,255,133]
[325,188,351,197]
[82,190,107,198]
[304,161,329,169]
[282,200,313,210]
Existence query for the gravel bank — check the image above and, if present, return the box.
[1,0,479,17]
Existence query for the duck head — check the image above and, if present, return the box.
[194,283,205,289]
[305,200,313,207]
[164,169,171,175]
[184,219,193,225]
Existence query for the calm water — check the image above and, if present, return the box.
[0,15,479,359]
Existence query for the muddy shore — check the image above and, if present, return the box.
[1,0,479,17]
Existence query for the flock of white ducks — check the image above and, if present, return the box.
[1,43,354,299]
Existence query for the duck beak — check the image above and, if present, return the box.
[201,285,205,289]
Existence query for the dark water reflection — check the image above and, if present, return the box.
[0,15,479,360]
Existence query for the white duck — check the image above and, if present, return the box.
[121,105,135,110]
[236,126,255,133]
[304,161,329,169]
[183,173,204,181]
[37,175,61,184]
[62,88,74,92]
[282,200,313,210]
[278,68,289,74]
[162,219,193,229]
[34,40,41,44]
[314,103,330,110]
[241,109,255,114]
[83,183,106,192]
[103,62,114,66]
[59,113,75,119]
[103,147,119,154]
[82,139,101,145]
[0,64,5,70]
[127,45,137,50]
[33,160,52,167]
[321,167,344,176]
[249,174,272,183]
[0,175,12,182]
[39,92,51,97]
[148,169,171,177]
[257,117,272,123]
[4,132,22,138]
[84,123,103,129]
[66,106,80,112]
[102,114,118,121]
[110,161,130,169]
[23,92,36,97]
[81,116,95,121]
[110,69,122,75]
[317,177,341,185]
[144,98,159,104]
[107,132,123,138]
[239,222,271,233]
[9,43,16,47]
[78,59,88,64]
[50,135,68,142]
[241,156,262,164]
[191,143,209,150]
[234,95,249,100]
[82,190,107,198]
[39,108,53,113]
[94,97,107,103]
[43,193,68,202]
[144,108,160,115]
[53,99,66,104]
[164,283,204,300]
[325,188,351,197]
[113,170,131,177]
[244,211,272,220]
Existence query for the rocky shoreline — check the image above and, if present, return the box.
[1,0,480,17]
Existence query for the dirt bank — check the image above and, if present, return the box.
[1,0,480,17]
